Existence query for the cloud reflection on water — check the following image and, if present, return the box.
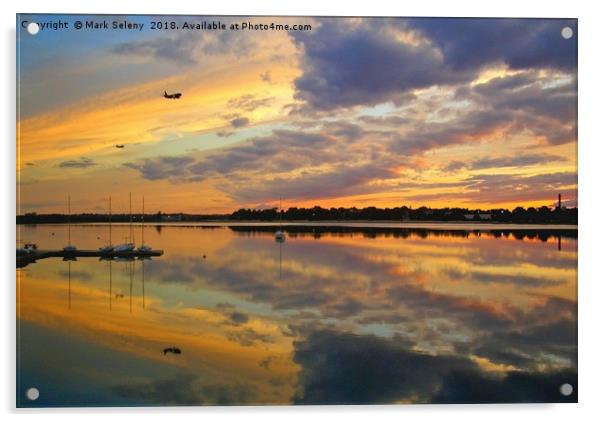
[17,225,577,405]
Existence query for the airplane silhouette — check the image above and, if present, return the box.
[163,91,182,99]
[115,144,125,149]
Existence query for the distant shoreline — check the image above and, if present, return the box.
[16,205,578,226]
[16,220,578,231]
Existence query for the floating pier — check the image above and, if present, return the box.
[17,249,164,268]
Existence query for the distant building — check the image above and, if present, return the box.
[160,213,183,221]
[463,214,475,220]
[479,213,492,220]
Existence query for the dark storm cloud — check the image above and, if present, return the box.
[408,18,577,72]
[290,18,576,112]
[433,369,577,403]
[292,329,577,404]
[467,297,576,370]
[293,330,477,404]
[113,374,255,405]
[290,19,474,110]
[58,157,96,168]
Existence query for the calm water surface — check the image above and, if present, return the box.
[16,224,577,406]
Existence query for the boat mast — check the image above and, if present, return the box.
[142,260,145,309]
[68,260,71,310]
[142,196,145,245]
[68,195,71,245]
[129,192,133,244]
[109,196,112,245]
[109,261,112,310]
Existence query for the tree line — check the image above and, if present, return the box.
[17,205,577,225]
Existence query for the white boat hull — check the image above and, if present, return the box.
[114,243,135,252]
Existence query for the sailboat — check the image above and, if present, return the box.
[275,197,285,242]
[137,196,152,253]
[114,193,135,252]
[63,195,77,252]
[99,196,114,253]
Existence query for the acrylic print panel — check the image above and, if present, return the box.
[16,15,577,407]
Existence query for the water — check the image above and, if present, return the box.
[16,224,578,406]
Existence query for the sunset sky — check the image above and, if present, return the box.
[17,15,577,214]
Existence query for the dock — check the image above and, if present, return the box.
[17,249,164,268]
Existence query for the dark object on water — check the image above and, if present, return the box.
[115,144,125,148]
[115,293,124,299]
[202,255,206,259]
[163,347,182,355]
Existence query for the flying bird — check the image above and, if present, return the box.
[163,347,182,355]
[115,144,125,149]
[163,91,182,99]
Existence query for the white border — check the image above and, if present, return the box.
[3,0,601,420]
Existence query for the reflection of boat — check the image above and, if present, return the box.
[278,239,283,280]
[141,259,146,309]
[99,196,114,253]
[63,195,77,252]
[275,197,286,243]
[114,193,135,252]
[67,260,71,309]
[137,196,152,253]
